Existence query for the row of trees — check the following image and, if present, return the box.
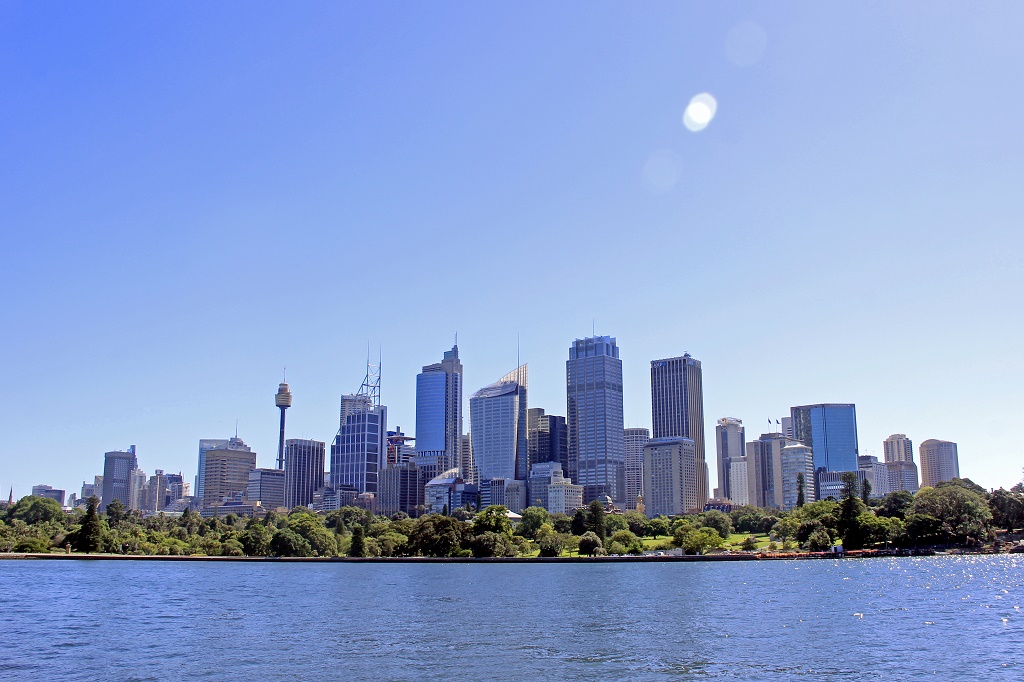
[1,477,1014,557]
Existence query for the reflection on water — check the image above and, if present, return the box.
[1,556,1022,680]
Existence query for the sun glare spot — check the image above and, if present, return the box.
[683,93,717,132]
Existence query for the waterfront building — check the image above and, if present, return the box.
[623,427,650,511]
[378,461,423,516]
[30,485,66,506]
[527,408,570,475]
[284,439,325,508]
[919,439,960,487]
[728,456,749,507]
[746,433,787,509]
[100,446,138,512]
[567,336,625,505]
[858,455,890,498]
[469,365,528,483]
[883,434,915,463]
[202,437,256,510]
[715,418,745,502]
[247,468,286,510]
[415,344,464,476]
[780,443,815,509]
[642,437,698,517]
[651,354,709,509]
[885,460,920,493]
[195,438,229,503]
[330,393,387,495]
[790,403,859,475]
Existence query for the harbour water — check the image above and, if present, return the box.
[1,555,1022,680]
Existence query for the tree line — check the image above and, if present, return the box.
[1,476,1018,558]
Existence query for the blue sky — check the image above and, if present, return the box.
[2,3,1022,498]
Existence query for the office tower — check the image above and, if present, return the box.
[651,354,709,508]
[528,408,570,473]
[715,418,745,502]
[478,477,526,513]
[386,428,416,467]
[567,336,625,504]
[247,468,286,510]
[378,461,423,516]
[470,365,528,482]
[330,366,388,495]
[80,480,97,502]
[642,437,698,517]
[919,439,960,488]
[195,438,230,503]
[781,416,794,440]
[165,472,186,505]
[31,485,66,506]
[728,457,750,506]
[781,443,815,509]
[460,434,474,484]
[275,380,293,469]
[284,438,325,508]
[883,434,915,463]
[201,436,256,509]
[100,446,138,512]
[415,344,464,475]
[142,470,169,512]
[528,461,585,514]
[128,468,147,511]
[885,460,920,493]
[790,403,859,474]
[817,470,869,500]
[746,433,787,509]
[623,427,650,511]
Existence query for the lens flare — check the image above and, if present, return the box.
[683,93,717,132]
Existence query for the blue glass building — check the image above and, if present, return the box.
[469,366,528,482]
[790,403,859,473]
[415,344,464,475]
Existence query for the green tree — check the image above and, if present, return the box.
[796,472,806,508]
[288,512,339,557]
[741,535,758,551]
[240,523,273,556]
[772,516,800,542]
[412,515,470,557]
[349,525,366,557]
[623,511,648,537]
[578,531,603,556]
[609,529,643,554]
[551,513,573,535]
[538,533,565,557]
[989,488,1024,533]
[586,500,606,543]
[516,507,549,539]
[74,496,104,553]
[807,527,833,551]
[474,506,513,536]
[681,527,723,555]
[570,509,588,535]
[700,510,732,540]
[221,539,244,556]
[911,485,992,545]
[861,478,872,505]
[877,491,914,520]
[105,499,127,527]
[270,528,312,557]
[7,496,64,525]
[470,531,519,557]
[646,516,671,537]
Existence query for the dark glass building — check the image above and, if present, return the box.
[790,403,859,474]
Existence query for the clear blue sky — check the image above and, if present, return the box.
[2,3,1021,498]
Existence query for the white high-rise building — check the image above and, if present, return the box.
[642,437,698,517]
[623,427,650,511]
[858,455,890,498]
[470,365,528,483]
[715,417,745,502]
[728,456,749,506]
[883,434,915,463]
[919,439,960,488]
[781,443,815,509]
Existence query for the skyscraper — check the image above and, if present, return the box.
[415,344,464,476]
[567,336,625,505]
[746,433,786,509]
[469,365,528,482]
[715,417,745,501]
[201,436,256,509]
[247,468,286,510]
[284,438,325,508]
[919,439,960,487]
[883,434,919,493]
[100,446,137,512]
[195,438,230,503]
[642,437,697,517]
[883,434,915,463]
[330,388,387,495]
[781,443,815,509]
[650,354,708,508]
[790,403,859,479]
[527,408,569,474]
[623,427,650,511]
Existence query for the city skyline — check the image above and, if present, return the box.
[2,5,1022,497]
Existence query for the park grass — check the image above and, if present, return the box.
[723,532,773,550]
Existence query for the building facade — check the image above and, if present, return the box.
[858,455,890,498]
[919,439,960,487]
[715,417,745,502]
[247,468,285,510]
[642,437,698,517]
[883,434,915,463]
[201,437,256,510]
[623,427,650,511]
[378,461,423,517]
[31,485,66,506]
[195,438,230,503]
[284,439,325,508]
[780,443,815,509]
[567,336,625,505]
[885,460,920,493]
[415,344,464,476]
[330,393,387,495]
[527,408,569,475]
[746,433,786,509]
[728,456,749,507]
[651,354,709,509]
[469,366,528,483]
[100,446,138,512]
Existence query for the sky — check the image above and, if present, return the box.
[2,2,1022,499]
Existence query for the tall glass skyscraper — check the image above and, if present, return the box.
[330,394,387,494]
[284,438,325,508]
[715,417,745,502]
[469,365,528,482]
[790,403,859,473]
[527,407,569,474]
[100,445,137,513]
[567,336,625,505]
[415,344,464,475]
[650,353,709,509]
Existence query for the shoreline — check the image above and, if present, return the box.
[0,550,979,564]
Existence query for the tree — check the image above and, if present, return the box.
[646,516,671,537]
[586,500,606,543]
[861,478,872,505]
[74,496,104,554]
[515,507,549,539]
[741,535,758,551]
[538,533,565,557]
[700,510,732,540]
[105,499,126,527]
[807,527,833,551]
[578,531,603,556]
[288,512,339,557]
[412,515,470,557]
[877,491,915,520]
[570,509,588,535]
[471,531,518,558]
[7,496,64,525]
[609,530,643,554]
[270,528,312,557]
[989,489,1024,533]
[771,516,800,542]
[623,511,648,537]
[240,523,273,556]
[796,472,806,508]
[474,506,513,536]
[681,527,724,555]
[349,525,366,557]
[911,485,992,544]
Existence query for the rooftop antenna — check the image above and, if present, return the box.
[592,318,595,336]
[234,419,238,438]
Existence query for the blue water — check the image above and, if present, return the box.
[1,556,1022,680]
